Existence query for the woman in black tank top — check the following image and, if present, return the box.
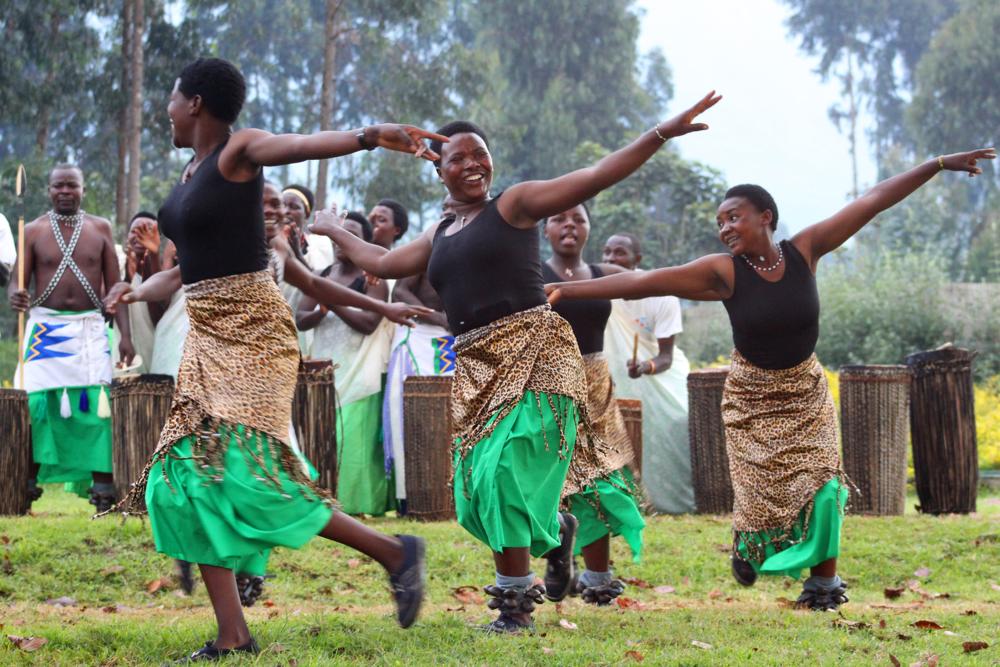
[543,204,645,605]
[101,57,447,660]
[310,92,721,633]
[547,146,996,612]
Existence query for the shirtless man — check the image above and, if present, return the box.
[8,164,134,510]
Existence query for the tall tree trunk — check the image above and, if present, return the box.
[115,0,133,228]
[846,49,859,200]
[315,0,343,209]
[125,0,144,219]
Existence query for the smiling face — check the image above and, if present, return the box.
[262,182,285,241]
[437,132,493,204]
[715,196,772,255]
[602,235,640,270]
[544,205,590,258]
[368,204,396,249]
[48,167,84,215]
[167,79,195,149]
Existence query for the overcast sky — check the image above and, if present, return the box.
[636,0,878,233]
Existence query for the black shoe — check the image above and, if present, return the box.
[480,613,535,634]
[795,578,849,611]
[482,584,545,634]
[172,637,259,663]
[176,561,196,595]
[235,574,265,608]
[27,479,43,504]
[89,482,117,514]
[543,512,577,602]
[388,534,426,628]
[576,578,626,606]
[731,556,758,587]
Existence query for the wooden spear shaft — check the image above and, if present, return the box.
[15,164,25,390]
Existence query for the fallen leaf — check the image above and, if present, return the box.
[962,641,988,653]
[879,619,887,629]
[896,634,912,641]
[616,597,645,610]
[558,619,577,631]
[912,620,943,631]
[45,596,76,607]
[622,577,651,589]
[775,597,796,608]
[452,585,484,605]
[707,589,723,599]
[884,587,905,599]
[962,610,978,616]
[0,535,9,545]
[145,578,172,594]
[346,559,361,569]
[101,606,117,614]
[444,606,465,612]
[625,650,644,662]
[101,565,125,576]
[914,566,931,578]
[691,640,713,650]
[262,600,276,608]
[653,585,675,595]
[7,635,47,652]
[832,616,869,631]
[889,656,901,667]
[267,609,279,619]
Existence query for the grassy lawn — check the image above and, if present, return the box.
[0,487,998,666]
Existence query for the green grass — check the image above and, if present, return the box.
[1,488,998,665]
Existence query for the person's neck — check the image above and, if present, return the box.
[744,237,780,263]
[191,124,232,161]
[448,196,488,220]
[548,252,586,277]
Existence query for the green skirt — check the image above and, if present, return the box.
[567,467,645,563]
[146,425,333,570]
[29,386,112,485]
[336,392,392,516]
[453,391,577,558]
[737,478,848,579]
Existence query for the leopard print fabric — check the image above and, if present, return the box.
[109,270,329,516]
[722,350,843,559]
[451,305,606,492]
[561,352,634,498]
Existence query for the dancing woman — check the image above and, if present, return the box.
[546,147,996,610]
[541,204,645,606]
[103,57,442,660]
[309,91,720,632]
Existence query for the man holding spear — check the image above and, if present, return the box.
[8,164,134,511]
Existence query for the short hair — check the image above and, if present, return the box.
[430,120,490,168]
[376,198,408,239]
[724,184,779,231]
[178,57,246,125]
[544,201,591,226]
[50,163,83,181]
[344,211,373,243]
[609,232,641,256]
[129,211,158,225]
[283,184,315,215]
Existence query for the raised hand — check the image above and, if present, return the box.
[383,301,435,327]
[369,124,450,161]
[940,148,996,177]
[103,281,135,315]
[134,221,161,254]
[657,91,723,139]
[309,208,343,239]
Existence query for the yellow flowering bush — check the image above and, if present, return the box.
[975,376,1000,469]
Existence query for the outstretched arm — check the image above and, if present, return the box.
[499,92,721,228]
[308,209,437,279]
[547,254,733,303]
[104,265,183,314]
[794,148,996,269]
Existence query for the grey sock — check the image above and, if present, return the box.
[803,575,840,592]
[580,569,612,588]
[495,572,534,590]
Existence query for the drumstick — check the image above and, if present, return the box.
[15,164,25,391]
[631,332,639,368]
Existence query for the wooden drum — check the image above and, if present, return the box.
[293,359,337,494]
[0,389,32,515]
[616,398,643,477]
[111,374,175,507]
[687,367,734,514]
[402,375,455,521]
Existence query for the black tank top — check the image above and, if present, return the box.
[542,263,610,355]
[722,240,820,369]
[426,195,546,335]
[158,141,269,284]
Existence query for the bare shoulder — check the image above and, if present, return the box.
[85,214,114,232]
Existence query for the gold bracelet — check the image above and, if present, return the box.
[647,359,657,374]
[937,155,945,171]
[653,125,668,142]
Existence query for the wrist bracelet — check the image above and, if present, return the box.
[937,155,945,171]
[356,128,376,151]
[653,125,668,142]
[646,359,657,374]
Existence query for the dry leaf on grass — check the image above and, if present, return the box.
[884,587,905,599]
[963,641,988,653]
[622,577,651,589]
[889,655,901,667]
[452,586,484,605]
[913,566,931,578]
[145,578,172,594]
[625,650,644,662]
[653,585,675,595]
[961,609,977,616]
[911,620,943,630]
[691,640,713,650]
[262,600,276,608]
[7,635,47,652]
[616,597,645,610]
[558,619,578,631]
[897,634,912,641]
[101,565,125,576]
[831,616,869,631]
[707,589,723,599]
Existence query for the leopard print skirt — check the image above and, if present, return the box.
[722,350,844,562]
[109,270,331,515]
[451,305,605,495]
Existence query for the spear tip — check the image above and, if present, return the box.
[15,164,25,197]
